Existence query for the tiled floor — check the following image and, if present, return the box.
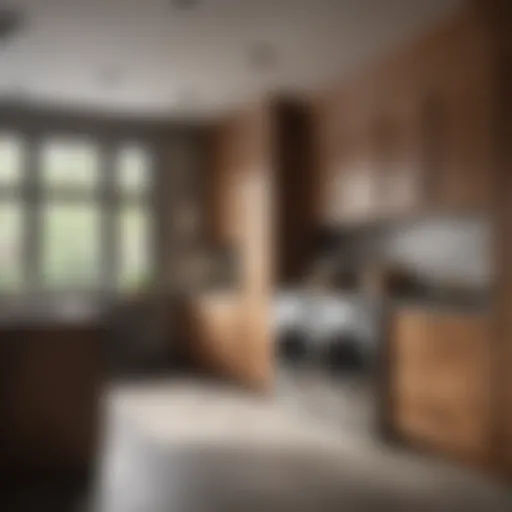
[89,378,510,512]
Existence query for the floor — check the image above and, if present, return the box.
[276,365,376,441]
[2,377,510,511]
[85,378,511,512]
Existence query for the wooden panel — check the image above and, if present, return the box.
[314,6,495,225]
[0,325,102,474]
[192,102,273,392]
[480,0,512,478]
[373,91,423,217]
[392,310,492,465]
[190,295,241,378]
[274,100,316,282]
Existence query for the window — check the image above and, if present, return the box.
[41,140,102,290]
[118,205,151,290]
[117,145,151,195]
[42,204,101,288]
[0,133,154,294]
[42,141,100,192]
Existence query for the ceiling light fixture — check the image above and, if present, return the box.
[98,67,122,89]
[249,43,277,71]
[171,0,200,11]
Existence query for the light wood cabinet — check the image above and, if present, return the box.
[315,7,495,225]
[391,309,492,465]
[192,102,274,391]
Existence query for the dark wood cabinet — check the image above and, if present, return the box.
[0,323,102,475]
[273,99,317,283]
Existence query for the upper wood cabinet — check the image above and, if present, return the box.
[316,94,379,225]
[314,8,495,225]
[372,91,424,217]
[413,14,495,212]
[339,112,377,223]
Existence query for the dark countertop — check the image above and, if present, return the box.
[388,293,490,316]
[0,312,107,330]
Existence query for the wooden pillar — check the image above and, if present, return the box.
[473,0,512,478]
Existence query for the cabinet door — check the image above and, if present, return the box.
[0,328,101,471]
[193,296,241,378]
[425,316,492,460]
[338,112,377,223]
[373,95,423,217]
[421,29,494,211]
[339,160,375,222]
[392,310,492,464]
[392,311,432,434]
[316,94,348,225]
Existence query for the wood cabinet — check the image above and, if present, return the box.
[192,102,274,391]
[208,123,244,246]
[0,324,102,474]
[316,95,378,224]
[188,294,241,377]
[391,309,492,465]
[314,7,495,225]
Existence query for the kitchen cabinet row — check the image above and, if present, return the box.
[314,9,495,225]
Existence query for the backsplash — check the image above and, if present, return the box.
[381,215,492,289]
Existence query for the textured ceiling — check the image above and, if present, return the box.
[0,0,464,118]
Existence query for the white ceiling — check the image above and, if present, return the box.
[0,0,464,119]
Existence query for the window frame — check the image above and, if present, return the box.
[0,127,158,297]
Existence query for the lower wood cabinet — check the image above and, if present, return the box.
[391,309,492,466]
[187,293,272,392]
[0,324,103,475]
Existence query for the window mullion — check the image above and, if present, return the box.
[25,132,41,294]
[101,141,117,294]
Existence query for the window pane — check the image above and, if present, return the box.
[118,205,151,290]
[0,203,24,291]
[0,135,23,187]
[42,140,99,191]
[117,146,151,194]
[42,204,101,288]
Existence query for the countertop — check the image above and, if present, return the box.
[388,293,490,316]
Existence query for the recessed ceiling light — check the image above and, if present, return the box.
[249,43,278,71]
[171,0,200,11]
[177,89,198,106]
[98,68,122,89]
